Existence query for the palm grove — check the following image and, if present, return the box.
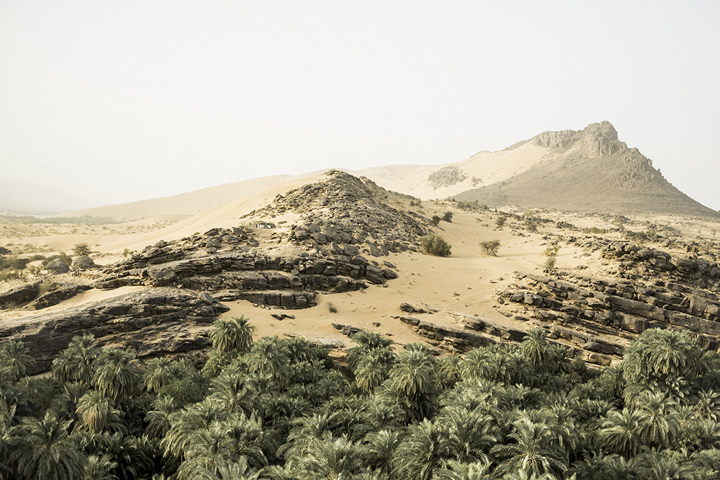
[2,316,720,479]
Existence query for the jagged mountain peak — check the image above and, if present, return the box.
[532,120,623,157]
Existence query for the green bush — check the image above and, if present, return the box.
[480,240,501,256]
[73,243,91,256]
[442,211,454,222]
[421,234,452,257]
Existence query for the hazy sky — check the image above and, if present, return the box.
[1,1,718,210]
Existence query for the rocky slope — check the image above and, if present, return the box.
[0,171,429,371]
[454,122,718,217]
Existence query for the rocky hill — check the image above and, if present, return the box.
[0,171,429,372]
[453,122,718,217]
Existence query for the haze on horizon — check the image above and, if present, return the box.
[1,1,719,212]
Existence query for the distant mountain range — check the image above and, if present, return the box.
[50,121,718,221]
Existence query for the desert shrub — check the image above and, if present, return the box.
[0,246,11,255]
[544,256,557,271]
[38,280,57,294]
[431,215,441,226]
[495,216,507,228]
[421,234,452,257]
[42,252,72,267]
[328,302,338,313]
[442,211,454,222]
[0,256,30,271]
[480,240,500,256]
[625,230,649,243]
[544,244,560,257]
[73,243,91,256]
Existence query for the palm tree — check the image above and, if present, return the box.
[0,394,17,479]
[52,334,99,386]
[210,316,255,354]
[520,328,552,371]
[247,337,291,386]
[76,390,114,433]
[83,454,118,480]
[176,416,267,480]
[393,419,455,480]
[145,395,176,439]
[143,357,178,394]
[162,397,223,460]
[10,411,85,480]
[439,355,462,389]
[0,340,35,382]
[346,331,394,372]
[631,391,678,448]
[695,389,720,421]
[209,371,256,414]
[491,415,568,477]
[387,349,439,421]
[623,329,704,392]
[354,350,391,394]
[364,429,402,475]
[598,408,643,459]
[434,460,494,480]
[92,348,142,401]
[438,406,496,463]
[289,433,362,480]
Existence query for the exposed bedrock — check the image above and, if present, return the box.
[0,287,229,374]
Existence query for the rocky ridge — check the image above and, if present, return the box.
[455,122,718,217]
[0,171,428,371]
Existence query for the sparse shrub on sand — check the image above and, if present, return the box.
[73,243,91,256]
[544,255,557,271]
[430,215,441,226]
[421,234,452,257]
[328,302,338,313]
[442,211,454,223]
[495,216,507,228]
[544,244,560,257]
[480,240,501,256]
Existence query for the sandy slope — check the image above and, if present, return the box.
[358,143,550,200]
[219,208,606,350]
[64,173,320,222]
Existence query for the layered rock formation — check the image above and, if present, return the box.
[0,288,229,374]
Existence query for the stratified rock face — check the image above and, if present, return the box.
[98,244,398,309]
[484,242,720,366]
[0,288,229,374]
[455,121,718,217]
[0,282,39,308]
[245,170,431,256]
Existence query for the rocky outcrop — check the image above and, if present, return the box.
[0,282,39,308]
[99,239,398,309]
[454,122,718,217]
[244,170,431,257]
[30,285,92,310]
[0,287,229,374]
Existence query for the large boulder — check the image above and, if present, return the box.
[72,255,96,270]
[46,259,70,274]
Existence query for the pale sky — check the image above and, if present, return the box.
[1,1,718,210]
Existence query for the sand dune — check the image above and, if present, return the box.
[100,175,321,253]
[65,173,318,222]
[358,143,550,200]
